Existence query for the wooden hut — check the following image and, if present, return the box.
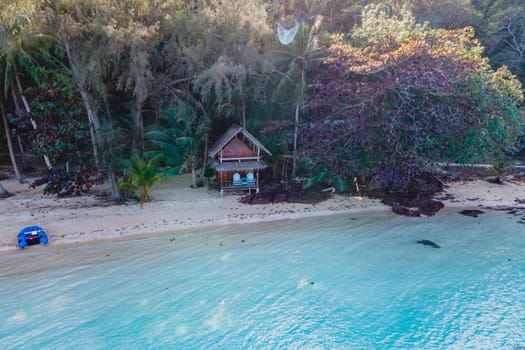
[208,125,272,197]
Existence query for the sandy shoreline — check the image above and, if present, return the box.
[2,173,525,252]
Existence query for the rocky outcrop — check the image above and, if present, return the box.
[459,209,485,217]
[382,194,444,217]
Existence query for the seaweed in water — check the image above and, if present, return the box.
[417,239,441,248]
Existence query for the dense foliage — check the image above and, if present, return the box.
[30,169,102,196]
[27,71,92,167]
[305,20,523,190]
[0,0,524,197]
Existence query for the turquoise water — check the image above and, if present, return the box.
[1,209,524,349]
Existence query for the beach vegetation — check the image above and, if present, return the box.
[266,0,326,178]
[30,168,102,196]
[117,154,164,206]
[0,0,524,198]
[301,6,523,192]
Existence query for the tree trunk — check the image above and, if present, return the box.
[102,95,120,201]
[16,135,28,169]
[12,67,53,169]
[131,98,145,155]
[241,97,247,129]
[191,167,197,188]
[107,165,121,201]
[201,137,208,178]
[0,182,12,198]
[86,113,101,171]
[291,102,299,179]
[1,101,24,183]
[63,38,102,170]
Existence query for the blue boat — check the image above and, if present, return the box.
[18,226,48,249]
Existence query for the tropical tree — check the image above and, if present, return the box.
[117,154,164,206]
[189,0,272,129]
[259,124,290,179]
[473,0,525,83]
[181,147,201,188]
[0,96,23,182]
[350,3,427,47]
[269,0,325,178]
[304,9,524,192]
[161,0,273,177]
[407,0,480,30]
[43,0,107,170]
[0,0,53,171]
[25,68,91,168]
[109,18,160,155]
[144,105,193,177]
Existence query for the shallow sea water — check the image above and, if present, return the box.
[1,209,524,349]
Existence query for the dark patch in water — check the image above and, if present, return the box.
[417,239,441,249]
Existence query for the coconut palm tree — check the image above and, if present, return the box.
[117,154,164,207]
[0,1,53,170]
[270,0,325,178]
[0,89,23,182]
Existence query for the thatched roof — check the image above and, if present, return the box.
[209,160,268,171]
[208,124,271,158]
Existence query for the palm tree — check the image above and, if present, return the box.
[270,0,325,178]
[0,1,53,170]
[117,154,164,207]
[0,89,23,183]
[182,147,201,189]
[44,0,105,171]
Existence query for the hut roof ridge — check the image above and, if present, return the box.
[208,124,272,158]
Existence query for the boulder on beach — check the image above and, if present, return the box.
[459,209,484,217]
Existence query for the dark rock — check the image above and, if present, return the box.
[487,177,504,185]
[420,200,445,216]
[287,190,330,204]
[272,192,287,204]
[391,205,421,217]
[417,239,441,248]
[459,209,484,217]
[241,182,329,205]
[383,194,444,217]
[407,173,444,195]
[240,193,254,204]
[251,192,273,205]
[0,192,14,199]
[261,182,285,193]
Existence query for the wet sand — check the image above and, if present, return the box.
[1,173,525,252]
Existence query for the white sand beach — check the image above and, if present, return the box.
[1,173,525,252]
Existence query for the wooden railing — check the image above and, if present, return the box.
[221,179,257,189]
